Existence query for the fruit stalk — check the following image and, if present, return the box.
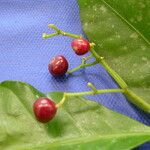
[56,87,124,108]
[89,48,150,113]
[67,60,98,74]
[43,24,82,39]
[43,24,150,113]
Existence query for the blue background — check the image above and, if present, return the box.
[0,0,149,149]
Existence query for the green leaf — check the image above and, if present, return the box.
[0,81,150,149]
[78,0,150,103]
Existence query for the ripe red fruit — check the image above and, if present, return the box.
[48,55,68,76]
[71,38,90,55]
[33,98,57,123]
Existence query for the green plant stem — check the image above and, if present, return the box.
[101,59,127,89]
[56,89,124,108]
[43,32,81,39]
[62,32,82,39]
[43,24,82,39]
[90,48,127,89]
[125,89,150,113]
[90,48,150,113]
[88,44,150,112]
[67,61,98,74]
[66,89,124,96]
[87,82,97,93]
[42,33,59,39]
[43,25,150,113]
[83,54,93,61]
[68,55,96,74]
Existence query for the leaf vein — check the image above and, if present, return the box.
[101,0,150,46]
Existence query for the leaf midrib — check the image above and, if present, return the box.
[101,0,150,46]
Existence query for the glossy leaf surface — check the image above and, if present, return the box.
[78,0,150,102]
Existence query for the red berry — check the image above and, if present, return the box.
[48,55,68,76]
[33,98,57,123]
[71,38,90,55]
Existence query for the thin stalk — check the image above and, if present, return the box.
[90,48,150,113]
[56,94,67,108]
[83,54,93,61]
[56,89,124,108]
[125,89,150,113]
[100,59,127,89]
[87,82,97,93]
[90,48,127,89]
[66,89,124,96]
[67,61,98,74]
[42,33,59,39]
[43,24,150,113]
[43,24,82,39]
[61,31,82,39]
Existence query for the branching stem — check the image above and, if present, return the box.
[67,59,98,74]
[56,86,124,108]
[43,24,150,113]
[43,24,82,39]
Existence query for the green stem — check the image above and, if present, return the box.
[43,31,81,39]
[67,65,82,74]
[61,31,82,39]
[90,48,150,113]
[66,89,124,96]
[90,48,127,89]
[83,54,93,61]
[125,89,150,113]
[100,59,127,89]
[43,24,82,39]
[43,33,59,39]
[43,24,150,113]
[87,82,97,93]
[67,61,98,74]
[48,24,60,32]
[56,88,124,108]
[56,93,67,108]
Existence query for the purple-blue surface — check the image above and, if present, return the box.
[0,0,149,149]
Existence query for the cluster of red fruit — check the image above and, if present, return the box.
[33,38,90,123]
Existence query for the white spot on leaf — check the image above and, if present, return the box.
[130,33,138,39]
[111,25,115,28]
[100,5,107,13]
[93,5,97,11]
[131,70,135,74]
[116,35,121,38]
[141,57,148,62]
[123,46,127,50]
[84,22,88,27]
